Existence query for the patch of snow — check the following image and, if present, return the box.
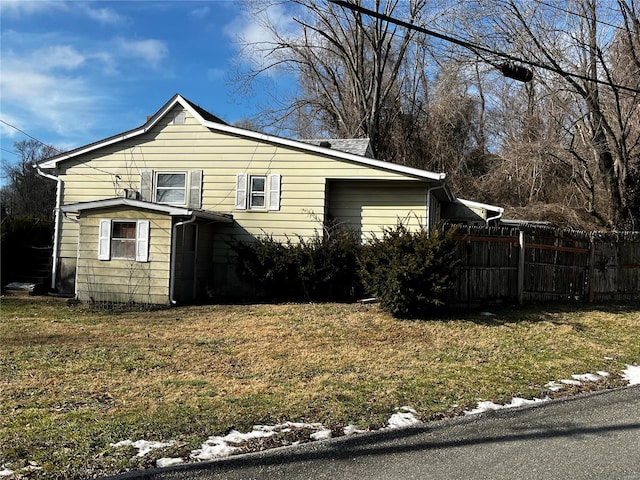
[545,381,564,392]
[156,457,184,468]
[0,467,15,477]
[386,406,421,429]
[572,373,602,382]
[223,428,276,444]
[310,429,332,441]
[596,371,610,377]
[465,397,549,415]
[623,365,640,385]
[560,379,582,386]
[343,425,367,436]
[110,440,175,457]
[190,438,241,461]
[189,422,331,461]
[479,311,496,316]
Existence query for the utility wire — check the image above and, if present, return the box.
[0,118,116,177]
[0,119,62,154]
[530,0,631,33]
[329,0,640,95]
[0,147,20,157]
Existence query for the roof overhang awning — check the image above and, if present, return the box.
[61,198,233,223]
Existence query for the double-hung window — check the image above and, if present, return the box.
[156,172,187,204]
[140,170,202,208]
[111,221,137,259]
[235,173,281,211]
[249,176,266,209]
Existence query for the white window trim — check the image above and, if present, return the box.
[249,175,267,210]
[155,172,187,205]
[235,173,281,211]
[98,219,150,262]
[140,170,202,208]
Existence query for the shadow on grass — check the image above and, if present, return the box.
[434,300,640,327]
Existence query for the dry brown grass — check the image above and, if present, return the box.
[1,296,638,478]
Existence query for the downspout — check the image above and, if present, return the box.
[426,180,449,234]
[35,166,62,291]
[169,214,197,305]
[486,208,504,226]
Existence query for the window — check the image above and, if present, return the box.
[140,170,202,208]
[156,173,186,204]
[235,173,281,211]
[111,221,137,259]
[99,219,150,262]
[249,176,266,209]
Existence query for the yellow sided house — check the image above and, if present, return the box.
[37,94,502,305]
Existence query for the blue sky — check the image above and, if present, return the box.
[0,0,297,168]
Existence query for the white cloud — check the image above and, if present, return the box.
[0,1,127,26]
[0,0,67,16]
[190,6,210,19]
[81,5,128,26]
[33,45,86,71]
[0,64,99,138]
[116,38,169,68]
[225,2,299,72]
[207,68,225,81]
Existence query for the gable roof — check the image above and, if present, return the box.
[37,94,448,185]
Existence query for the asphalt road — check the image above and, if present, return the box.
[107,385,640,480]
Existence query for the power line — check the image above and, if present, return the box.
[328,0,640,95]
[530,0,630,33]
[0,119,62,154]
[0,147,20,157]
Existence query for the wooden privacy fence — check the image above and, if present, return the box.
[448,225,640,307]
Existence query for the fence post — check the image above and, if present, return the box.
[518,230,525,306]
[587,235,596,303]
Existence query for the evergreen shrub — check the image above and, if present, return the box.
[358,223,458,318]
[230,225,362,302]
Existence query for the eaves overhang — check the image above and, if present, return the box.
[61,198,233,223]
[36,94,447,183]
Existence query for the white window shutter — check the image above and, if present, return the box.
[235,173,247,210]
[98,219,111,260]
[140,170,153,202]
[268,174,281,211]
[188,170,203,209]
[136,220,150,262]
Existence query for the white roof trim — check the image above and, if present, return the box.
[200,120,446,182]
[456,198,504,214]
[61,198,233,223]
[37,94,447,183]
[38,94,208,169]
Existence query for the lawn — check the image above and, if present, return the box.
[1,296,639,479]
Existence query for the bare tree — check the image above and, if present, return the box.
[1,140,58,219]
[469,0,640,228]
[237,0,433,162]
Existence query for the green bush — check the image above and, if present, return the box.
[230,226,363,302]
[359,223,458,318]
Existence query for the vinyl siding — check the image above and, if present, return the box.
[75,208,172,304]
[328,181,428,241]
[53,105,438,297]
